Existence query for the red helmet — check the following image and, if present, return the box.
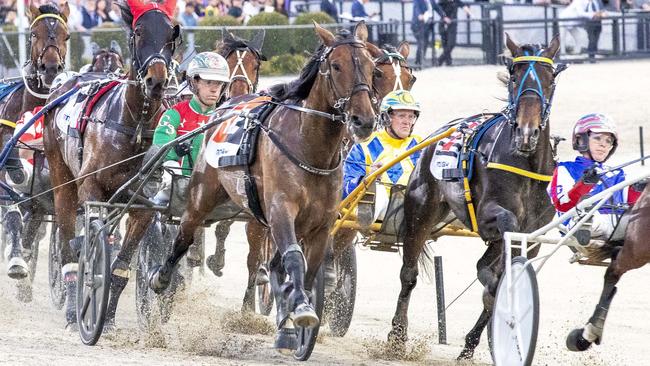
[572,113,618,160]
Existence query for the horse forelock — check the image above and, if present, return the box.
[37,4,62,16]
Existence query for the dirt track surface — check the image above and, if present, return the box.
[1,59,650,365]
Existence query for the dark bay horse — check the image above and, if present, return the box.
[86,41,124,73]
[43,1,180,329]
[148,22,377,354]
[387,35,564,360]
[566,183,650,351]
[1,3,69,299]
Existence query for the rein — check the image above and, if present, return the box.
[228,48,258,97]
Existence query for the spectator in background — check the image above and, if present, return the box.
[96,0,112,23]
[228,0,245,22]
[560,0,606,59]
[626,0,650,10]
[436,0,473,66]
[180,2,199,26]
[412,0,445,66]
[65,0,86,31]
[108,1,124,24]
[81,0,102,30]
[242,0,261,23]
[194,0,206,17]
[351,0,377,19]
[0,0,13,25]
[204,0,222,16]
[273,0,288,16]
[321,0,339,22]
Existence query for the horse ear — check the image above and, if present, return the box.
[397,41,410,59]
[544,34,560,59]
[505,32,520,57]
[60,1,70,21]
[224,28,235,41]
[251,29,266,53]
[353,21,368,42]
[313,21,335,47]
[365,42,382,58]
[110,40,122,56]
[28,4,40,20]
[90,42,100,56]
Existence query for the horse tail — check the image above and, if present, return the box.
[417,241,435,283]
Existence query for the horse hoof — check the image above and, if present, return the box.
[186,256,201,268]
[206,255,224,277]
[148,265,169,294]
[292,304,319,329]
[274,327,298,353]
[567,328,592,352]
[255,267,269,286]
[103,319,116,333]
[457,348,474,360]
[65,321,79,333]
[7,257,28,279]
[387,329,408,344]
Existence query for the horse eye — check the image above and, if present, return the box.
[31,33,36,38]
[332,63,341,72]
[373,69,383,78]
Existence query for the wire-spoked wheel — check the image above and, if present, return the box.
[76,219,111,345]
[490,256,539,366]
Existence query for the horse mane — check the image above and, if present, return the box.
[115,1,134,31]
[38,4,62,16]
[216,35,264,60]
[382,44,398,53]
[267,45,323,102]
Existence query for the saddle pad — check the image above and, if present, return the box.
[430,115,490,180]
[55,87,87,134]
[205,95,272,169]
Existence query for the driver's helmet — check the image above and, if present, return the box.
[186,52,230,82]
[378,89,420,128]
[572,113,618,160]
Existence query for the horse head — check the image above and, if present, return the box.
[505,33,564,154]
[119,0,181,100]
[218,29,267,98]
[27,3,70,87]
[89,40,124,73]
[366,41,416,101]
[314,21,376,140]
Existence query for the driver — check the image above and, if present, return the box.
[342,89,422,226]
[547,113,643,247]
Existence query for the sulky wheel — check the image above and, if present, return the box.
[490,256,539,366]
[48,224,66,309]
[327,245,357,337]
[76,219,112,345]
[294,265,325,361]
[257,263,274,316]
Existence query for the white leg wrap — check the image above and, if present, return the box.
[61,263,79,277]
[582,323,600,343]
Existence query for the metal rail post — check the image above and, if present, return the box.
[641,126,645,166]
[434,255,447,345]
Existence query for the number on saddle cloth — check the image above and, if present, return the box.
[430,114,502,181]
[205,95,275,169]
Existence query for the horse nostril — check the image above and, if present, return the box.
[351,115,362,127]
[533,128,540,139]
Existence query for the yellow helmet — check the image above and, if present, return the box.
[380,90,421,114]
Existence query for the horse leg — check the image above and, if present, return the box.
[4,207,27,279]
[389,178,447,344]
[458,202,519,360]
[15,211,44,303]
[206,219,233,276]
[148,178,229,293]
[104,210,155,329]
[242,220,266,312]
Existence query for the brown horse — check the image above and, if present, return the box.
[86,41,124,74]
[204,40,416,317]
[566,182,650,351]
[1,3,69,300]
[43,1,180,330]
[148,23,376,357]
[387,35,564,361]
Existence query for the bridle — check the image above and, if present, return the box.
[24,13,69,96]
[90,50,124,74]
[317,37,375,124]
[505,50,567,131]
[374,50,413,92]
[227,48,260,97]
[128,11,180,93]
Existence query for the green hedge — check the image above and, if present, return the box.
[292,12,337,54]
[246,12,290,58]
[260,53,306,76]
[194,16,240,52]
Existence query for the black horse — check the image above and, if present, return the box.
[387,34,565,360]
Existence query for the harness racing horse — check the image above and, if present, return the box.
[86,41,125,74]
[565,184,650,350]
[148,22,376,358]
[43,0,180,330]
[204,40,415,318]
[1,3,69,301]
[387,35,564,360]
